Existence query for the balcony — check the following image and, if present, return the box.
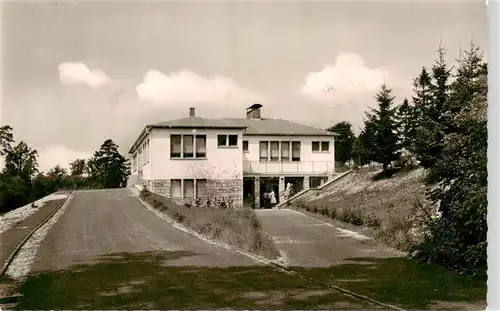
[243,160,335,175]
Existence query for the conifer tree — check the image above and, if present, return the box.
[364,84,401,174]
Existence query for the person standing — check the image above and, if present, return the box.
[270,189,277,208]
[263,190,269,209]
[284,182,291,200]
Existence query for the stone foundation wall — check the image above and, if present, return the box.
[195,179,243,208]
[149,178,243,208]
[152,179,170,197]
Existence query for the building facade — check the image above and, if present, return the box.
[128,104,336,208]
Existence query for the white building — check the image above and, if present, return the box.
[128,104,336,208]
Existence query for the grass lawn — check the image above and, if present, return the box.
[296,257,486,310]
[15,251,373,310]
[14,251,485,310]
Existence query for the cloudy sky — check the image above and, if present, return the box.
[1,1,488,173]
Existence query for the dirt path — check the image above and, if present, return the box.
[255,209,404,267]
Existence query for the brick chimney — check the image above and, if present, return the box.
[189,107,195,117]
[246,103,263,119]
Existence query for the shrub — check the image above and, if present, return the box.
[320,206,329,216]
[330,208,337,219]
[296,199,306,209]
[338,207,364,226]
[375,216,416,252]
[364,213,381,228]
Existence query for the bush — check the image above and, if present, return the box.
[364,213,381,228]
[296,200,306,209]
[375,216,416,252]
[338,207,364,226]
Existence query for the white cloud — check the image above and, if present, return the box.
[300,53,389,104]
[136,70,262,105]
[58,62,111,88]
[37,145,92,174]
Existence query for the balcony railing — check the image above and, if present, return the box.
[243,160,335,175]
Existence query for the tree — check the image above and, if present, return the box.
[0,173,30,213]
[47,165,68,191]
[353,115,377,167]
[327,121,355,163]
[413,42,488,275]
[87,139,130,189]
[410,67,434,164]
[364,84,401,173]
[395,98,413,151]
[0,125,14,155]
[3,141,39,184]
[69,159,86,177]
[412,44,453,174]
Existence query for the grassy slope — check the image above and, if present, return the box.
[299,167,432,250]
[309,167,429,225]
[140,190,280,260]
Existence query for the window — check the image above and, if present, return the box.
[171,179,182,198]
[243,140,249,152]
[218,134,238,147]
[312,141,320,152]
[259,141,269,162]
[312,141,330,152]
[171,134,206,159]
[270,141,279,162]
[196,135,206,158]
[183,135,194,158]
[171,135,182,158]
[184,179,194,198]
[217,135,227,147]
[321,141,329,151]
[292,141,301,161]
[310,176,328,188]
[228,135,238,146]
[281,141,290,161]
[196,179,207,197]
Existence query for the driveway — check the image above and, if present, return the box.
[255,209,404,267]
[31,188,258,272]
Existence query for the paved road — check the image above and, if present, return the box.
[31,189,258,272]
[255,209,404,267]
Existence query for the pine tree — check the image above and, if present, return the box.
[364,84,401,173]
[412,45,452,172]
[88,139,131,188]
[396,98,412,150]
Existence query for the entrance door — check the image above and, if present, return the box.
[259,177,279,208]
[243,177,256,208]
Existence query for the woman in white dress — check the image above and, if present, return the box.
[270,189,277,208]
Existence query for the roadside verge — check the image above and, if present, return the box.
[138,187,280,260]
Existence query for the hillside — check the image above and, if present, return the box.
[311,168,429,222]
[297,167,434,252]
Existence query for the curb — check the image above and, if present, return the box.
[0,191,74,278]
[133,189,407,311]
